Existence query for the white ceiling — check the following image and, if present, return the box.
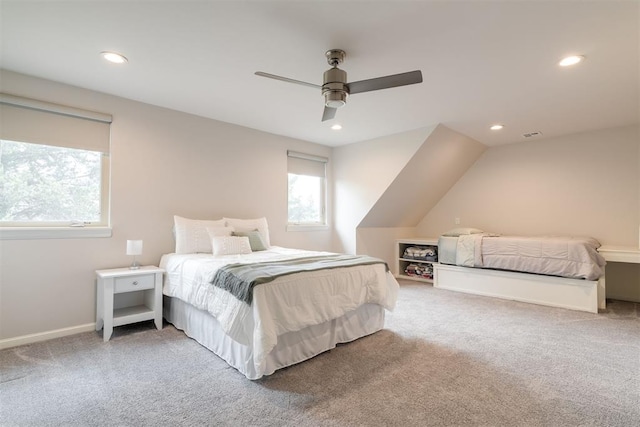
[1,1,638,147]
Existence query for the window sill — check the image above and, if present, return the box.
[0,226,112,240]
[286,224,329,232]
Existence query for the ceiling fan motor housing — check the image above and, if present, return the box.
[322,67,348,108]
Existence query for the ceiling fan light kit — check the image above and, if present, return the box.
[255,49,423,122]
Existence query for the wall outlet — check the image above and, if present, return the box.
[455,217,460,225]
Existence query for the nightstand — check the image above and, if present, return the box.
[95,266,164,342]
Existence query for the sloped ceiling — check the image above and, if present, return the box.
[359,124,487,228]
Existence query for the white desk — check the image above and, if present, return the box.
[598,246,640,303]
[598,246,640,264]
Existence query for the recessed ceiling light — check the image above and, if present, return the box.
[490,124,504,131]
[559,55,584,67]
[101,51,128,64]
[331,124,342,130]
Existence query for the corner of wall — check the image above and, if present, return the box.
[331,126,437,254]
[352,126,486,262]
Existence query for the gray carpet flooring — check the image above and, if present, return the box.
[1,282,639,426]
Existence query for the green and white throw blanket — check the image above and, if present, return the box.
[211,254,389,305]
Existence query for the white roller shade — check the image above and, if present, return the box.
[287,150,327,178]
[0,94,111,152]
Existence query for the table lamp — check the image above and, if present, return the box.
[126,240,143,270]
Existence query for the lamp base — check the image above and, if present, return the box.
[129,258,140,270]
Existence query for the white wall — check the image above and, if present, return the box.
[2,70,638,344]
[331,127,434,254]
[360,125,487,228]
[0,71,332,342]
[416,125,639,244]
[353,125,486,268]
[355,227,416,273]
[416,125,640,301]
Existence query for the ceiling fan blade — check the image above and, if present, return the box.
[254,71,321,89]
[347,70,423,95]
[322,106,337,122]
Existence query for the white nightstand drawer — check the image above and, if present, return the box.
[114,274,155,293]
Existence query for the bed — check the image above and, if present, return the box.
[434,230,607,313]
[160,216,399,379]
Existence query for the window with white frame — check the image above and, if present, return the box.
[287,150,327,227]
[0,94,111,229]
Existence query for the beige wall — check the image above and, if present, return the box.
[0,71,332,341]
[331,127,433,255]
[360,125,487,228]
[2,69,638,344]
[354,126,486,268]
[416,125,639,244]
[416,125,640,301]
[355,227,416,275]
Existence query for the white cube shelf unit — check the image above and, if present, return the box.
[396,238,439,283]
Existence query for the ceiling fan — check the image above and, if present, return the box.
[255,49,423,122]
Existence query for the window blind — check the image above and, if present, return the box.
[0,93,112,152]
[287,150,328,178]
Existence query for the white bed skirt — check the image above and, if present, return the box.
[164,296,386,379]
[434,263,605,313]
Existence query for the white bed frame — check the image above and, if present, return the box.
[433,263,606,313]
[164,296,386,379]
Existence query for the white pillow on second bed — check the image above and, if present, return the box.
[441,227,484,237]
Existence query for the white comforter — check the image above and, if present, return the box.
[160,246,398,374]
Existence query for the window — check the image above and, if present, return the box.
[0,94,111,237]
[1,140,105,223]
[287,150,328,228]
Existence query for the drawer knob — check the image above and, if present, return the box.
[132,280,138,286]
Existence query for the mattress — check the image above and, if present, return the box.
[160,246,399,379]
[437,234,606,280]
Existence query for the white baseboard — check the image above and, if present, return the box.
[0,323,96,350]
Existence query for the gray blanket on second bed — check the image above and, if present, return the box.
[211,254,388,304]
[438,234,606,280]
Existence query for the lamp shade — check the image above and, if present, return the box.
[126,240,143,256]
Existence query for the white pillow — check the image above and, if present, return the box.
[441,227,484,237]
[211,236,252,256]
[174,215,225,254]
[223,217,270,247]
[206,226,235,238]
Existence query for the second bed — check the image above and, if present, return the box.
[435,233,607,313]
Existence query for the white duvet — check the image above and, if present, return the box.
[160,246,398,374]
